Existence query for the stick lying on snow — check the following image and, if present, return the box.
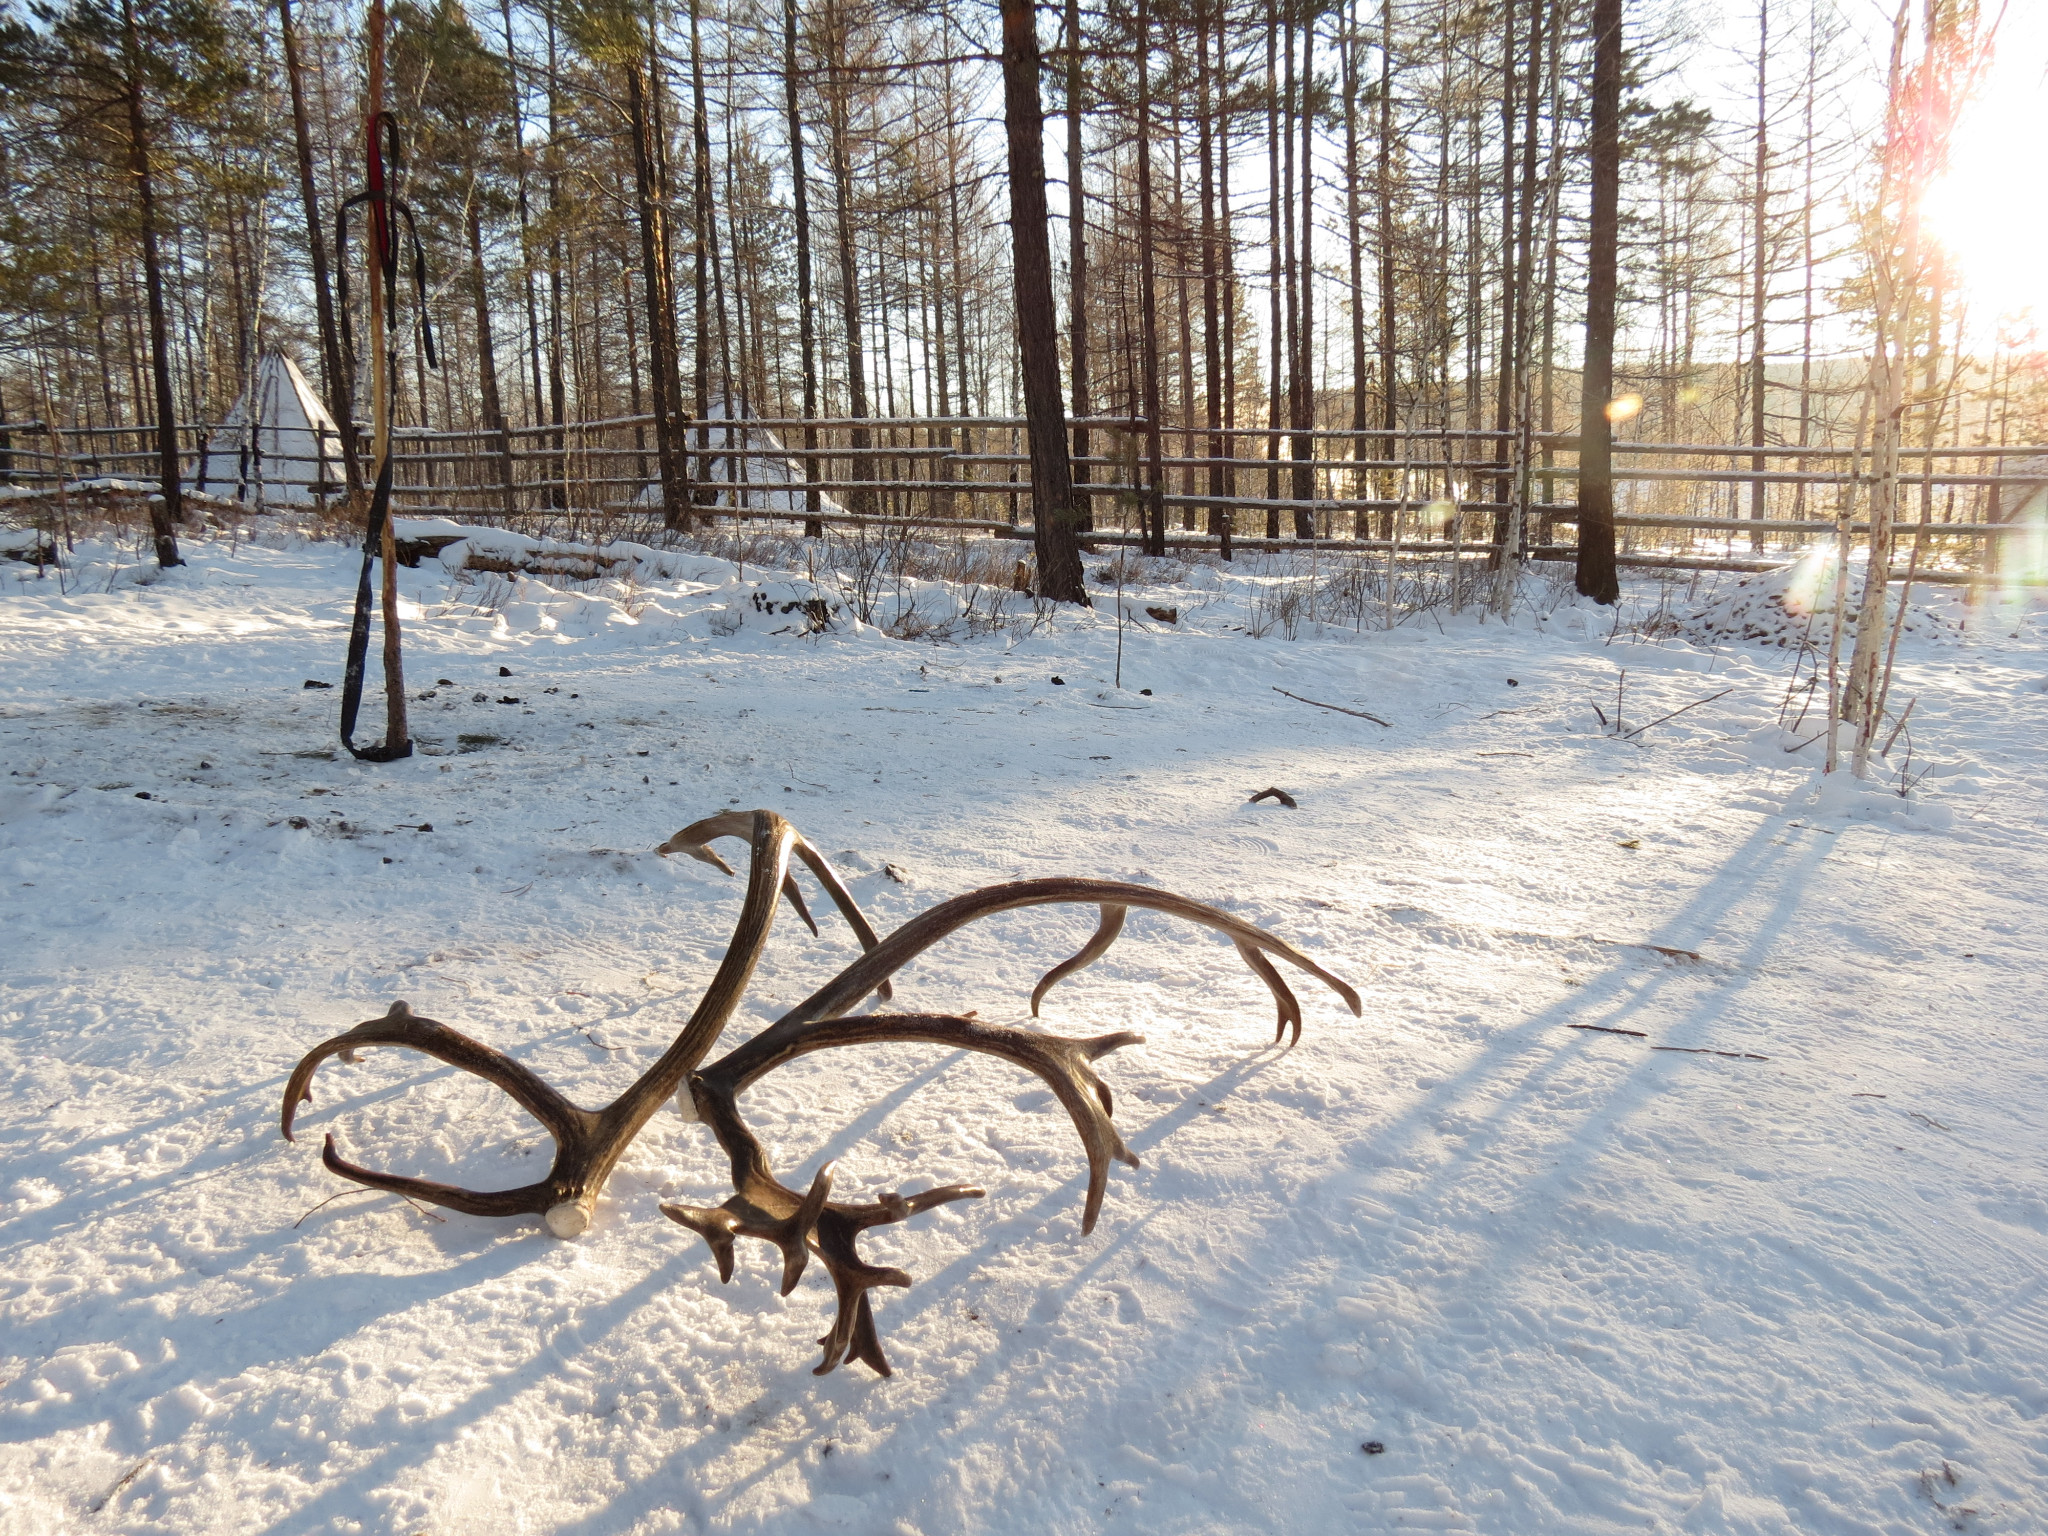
[1568,1023,1768,1060]
[1272,687,1391,727]
[1622,688,1732,740]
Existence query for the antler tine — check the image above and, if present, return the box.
[783,835,894,1003]
[1031,904,1128,1016]
[659,810,819,934]
[814,1189,998,1376]
[282,1001,581,1141]
[809,1215,913,1375]
[281,1000,602,1229]
[705,1013,1145,1235]
[657,809,893,998]
[663,1069,985,1374]
[316,1133,558,1218]
[767,879,1361,1041]
[1234,941,1304,1045]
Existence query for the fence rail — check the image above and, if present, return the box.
[4,413,2044,584]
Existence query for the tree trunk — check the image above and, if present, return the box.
[689,0,719,517]
[823,3,874,516]
[1377,0,1397,499]
[625,55,690,530]
[468,199,518,519]
[120,0,182,566]
[278,0,355,496]
[1199,0,1229,556]
[783,0,823,536]
[1264,7,1282,539]
[1291,11,1314,537]
[544,0,567,505]
[1749,0,1770,548]
[999,0,1084,601]
[1066,0,1092,532]
[1490,0,1518,563]
[1344,3,1367,535]
[1134,0,1168,558]
[1575,0,1621,603]
[1219,43,1238,558]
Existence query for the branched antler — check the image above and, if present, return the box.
[281,809,1361,1373]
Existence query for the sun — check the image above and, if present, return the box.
[1922,8,2048,339]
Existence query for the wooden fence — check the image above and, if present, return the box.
[4,414,2045,586]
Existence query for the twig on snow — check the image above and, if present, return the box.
[294,1186,445,1229]
[1568,1024,1766,1060]
[1271,687,1391,727]
[86,1457,154,1514]
[1880,697,1917,758]
[1622,688,1733,740]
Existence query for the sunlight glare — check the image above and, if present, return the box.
[1923,9,2048,337]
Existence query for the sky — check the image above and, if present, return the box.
[1684,0,2048,352]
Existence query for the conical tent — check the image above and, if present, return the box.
[635,396,850,520]
[189,351,347,506]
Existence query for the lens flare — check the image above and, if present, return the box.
[1922,9,2048,334]
[1606,394,1643,424]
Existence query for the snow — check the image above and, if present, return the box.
[3,526,2047,1535]
[1681,552,1960,650]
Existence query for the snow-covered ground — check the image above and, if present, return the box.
[2,525,2045,1536]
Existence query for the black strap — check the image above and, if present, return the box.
[338,450,410,762]
[335,111,431,764]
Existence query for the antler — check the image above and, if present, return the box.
[280,809,1362,1374]
[280,810,878,1236]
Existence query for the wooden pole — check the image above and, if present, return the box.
[368,0,410,755]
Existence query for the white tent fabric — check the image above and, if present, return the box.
[188,352,347,506]
[635,396,850,520]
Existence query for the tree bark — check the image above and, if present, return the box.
[121,0,183,565]
[1199,0,1230,555]
[1065,0,1092,533]
[821,2,874,515]
[1291,10,1314,537]
[467,199,518,519]
[1264,7,1282,539]
[1377,0,1397,495]
[544,0,567,504]
[1575,0,1621,603]
[278,0,355,496]
[625,53,690,530]
[1344,2,1367,535]
[783,0,823,536]
[999,0,1084,601]
[1749,0,1770,547]
[1134,0,1167,557]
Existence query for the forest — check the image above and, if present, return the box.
[1,0,2039,574]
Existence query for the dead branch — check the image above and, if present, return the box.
[1622,687,1733,739]
[1271,687,1391,727]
